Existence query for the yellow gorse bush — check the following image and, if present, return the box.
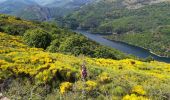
[123,94,149,100]
[98,72,111,83]
[132,85,146,95]
[0,60,8,66]
[1,32,170,99]
[85,80,97,92]
[0,33,78,83]
[1,15,35,28]
[60,82,73,94]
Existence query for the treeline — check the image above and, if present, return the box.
[63,2,170,57]
[0,14,131,60]
[64,2,170,34]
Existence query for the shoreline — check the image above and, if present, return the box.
[83,29,170,58]
[74,29,170,63]
[77,29,170,58]
[104,37,170,58]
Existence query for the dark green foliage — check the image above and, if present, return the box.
[24,29,52,49]
[159,26,170,35]
[47,39,60,53]
[66,2,170,34]
[2,25,29,35]
[0,15,35,35]
[65,2,170,57]
[0,27,3,32]
[0,13,131,60]
[59,34,95,56]
[58,34,127,59]
[94,47,120,59]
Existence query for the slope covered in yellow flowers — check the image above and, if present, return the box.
[0,32,170,99]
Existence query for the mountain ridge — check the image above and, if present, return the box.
[0,0,94,20]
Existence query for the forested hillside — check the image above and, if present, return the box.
[64,1,170,57]
[0,14,133,59]
[0,0,94,21]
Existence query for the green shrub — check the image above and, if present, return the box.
[47,39,60,53]
[59,34,94,56]
[113,86,125,96]
[24,28,52,49]
[2,25,29,35]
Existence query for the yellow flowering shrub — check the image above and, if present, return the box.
[85,80,97,92]
[60,82,73,94]
[1,32,170,99]
[98,72,111,83]
[123,94,149,100]
[122,94,149,100]
[35,70,52,83]
[0,60,8,66]
[132,85,146,95]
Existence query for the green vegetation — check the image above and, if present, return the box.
[24,29,52,49]
[0,13,170,100]
[65,1,170,57]
[0,32,170,99]
[0,1,170,99]
[106,26,170,57]
[0,14,130,60]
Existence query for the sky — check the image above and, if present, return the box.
[0,0,6,3]
[0,0,66,5]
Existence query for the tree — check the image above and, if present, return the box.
[47,39,60,53]
[24,28,51,49]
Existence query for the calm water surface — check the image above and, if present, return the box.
[74,30,170,63]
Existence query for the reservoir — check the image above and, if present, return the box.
[75,30,170,63]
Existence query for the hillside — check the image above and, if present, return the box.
[1,26,170,99]
[0,14,132,60]
[121,0,170,9]
[0,0,53,21]
[0,13,170,99]
[0,0,94,21]
[64,1,170,57]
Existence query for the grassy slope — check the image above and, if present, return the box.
[0,32,170,99]
[65,2,170,57]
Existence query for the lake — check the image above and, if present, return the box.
[74,30,170,63]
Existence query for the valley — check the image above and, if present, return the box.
[0,0,170,99]
[65,0,170,58]
[75,30,170,63]
[0,15,170,100]
[0,0,94,21]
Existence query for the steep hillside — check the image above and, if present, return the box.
[0,14,132,60]
[1,29,170,99]
[0,0,94,20]
[0,0,53,21]
[17,5,52,21]
[0,0,36,14]
[65,1,170,57]
[36,0,93,8]
[122,0,170,9]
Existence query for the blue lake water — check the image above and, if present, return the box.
[75,30,170,63]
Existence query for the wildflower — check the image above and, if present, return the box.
[85,80,97,92]
[98,72,111,83]
[60,82,73,94]
[132,85,146,95]
[123,94,149,100]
